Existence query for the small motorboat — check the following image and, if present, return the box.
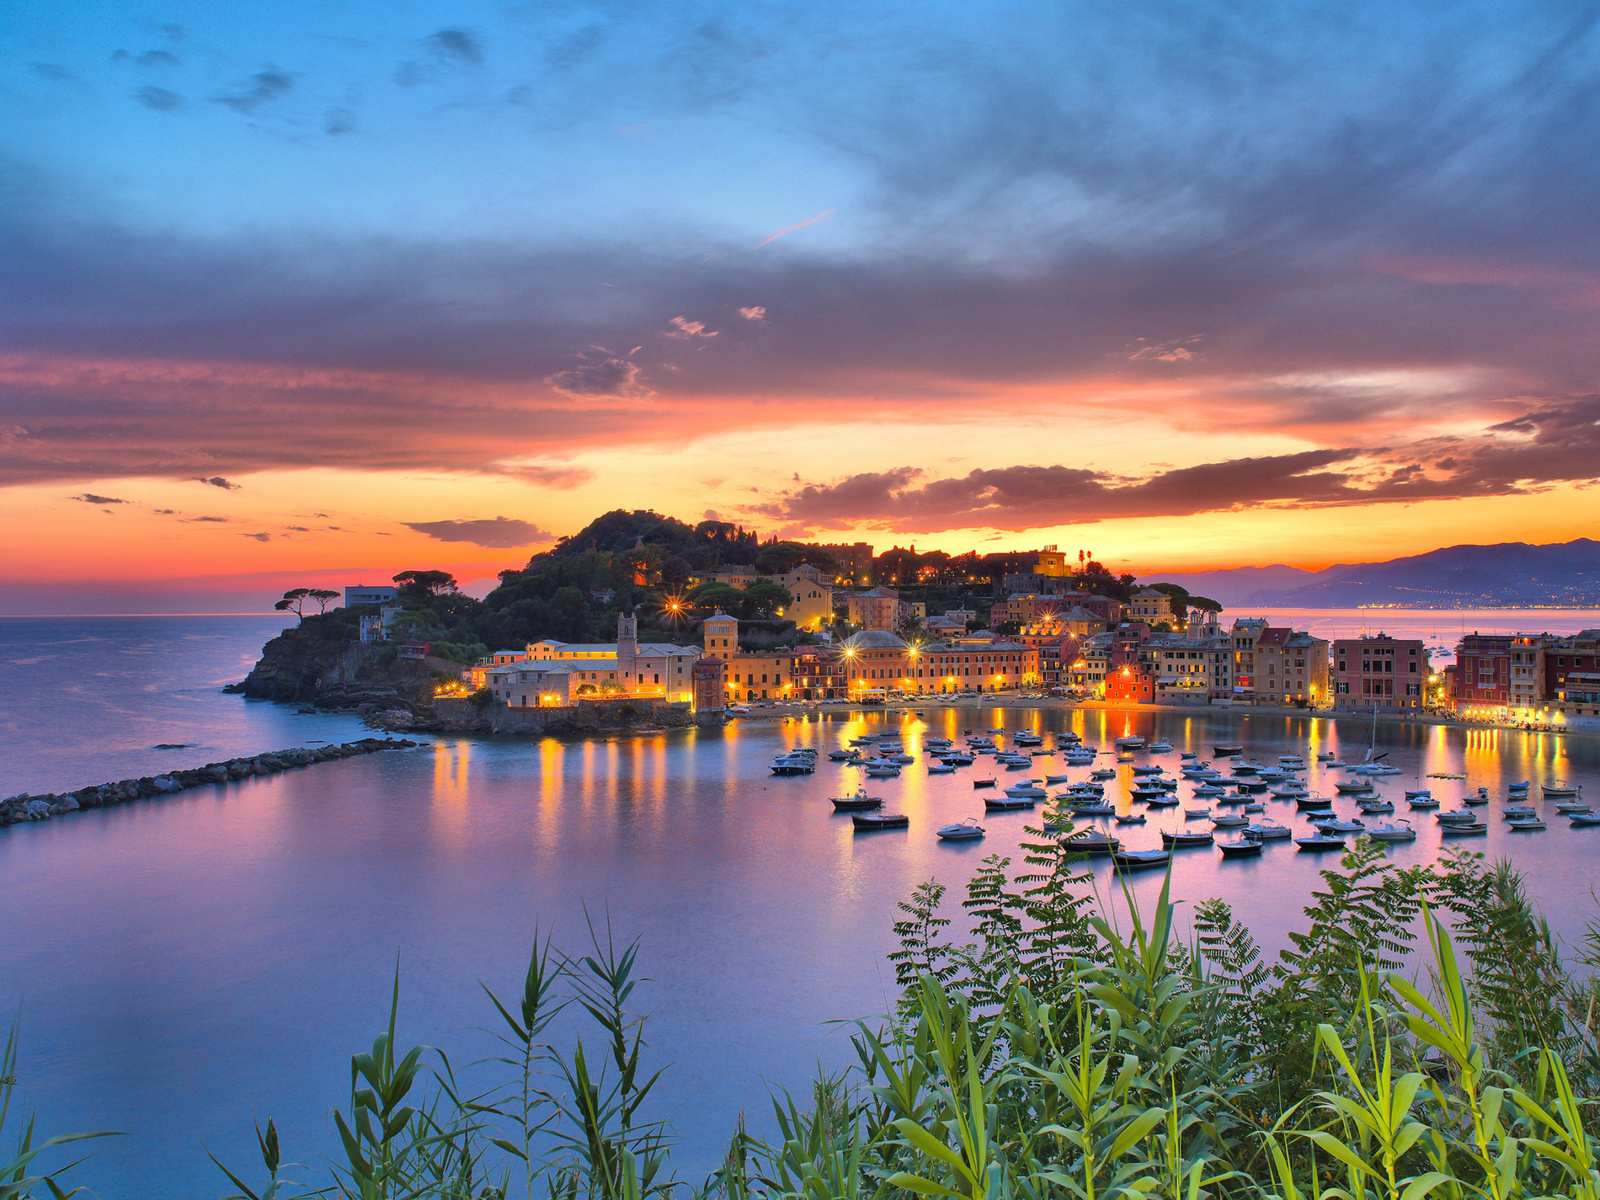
[1090,768,1117,780]
[852,812,908,830]
[927,763,955,775]
[1214,743,1243,756]
[985,796,1037,811]
[1142,793,1180,808]
[1334,779,1375,794]
[1435,809,1478,825]
[1502,805,1538,819]
[828,749,859,761]
[1278,755,1306,768]
[1232,779,1270,794]
[972,777,997,789]
[936,819,985,841]
[1231,761,1263,777]
[1244,819,1292,840]
[1507,817,1546,832]
[1295,834,1346,852]
[1114,812,1148,825]
[1004,782,1048,799]
[1321,758,1346,768]
[1316,752,1339,762]
[864,764,901,778]
[1044,773,1073,785]
[1192,784,1226,798]
[1114,735,1146,750]
[1243,802,1266,813]
[1404,789,1433,804]
[940,753,975,766]
[1131,764,1166,777]
[831,789,883,811]
[1463,791,1489,807]
[1310,816,1366,834]
[1063,830,1121,855]
[1147,741,1174,752]
[1211,814,1248,828]
[1544,781,1581,800]
[1184,806,1211,819]
[1356,798,1395,814]
[771,756,816,776]
[1507,780,1531,794]
[1110,848,1171,870]
[1071,802,1116,817]
[1570,813,1600,827]
[1408,795,1440,810]
[1270,784,1310,800]
[1161,829,1214,849]
[1366,821,1416,843]
[1180,751,1198,761]
[1440,821,1488,837]
[1218,836,1263,858]
[1295,794,1336,810]
[1555,801,1592,816]
[1129,786,1167,802]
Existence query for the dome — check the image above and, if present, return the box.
[841,630,909,652]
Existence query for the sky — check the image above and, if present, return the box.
[3,0,1600,611]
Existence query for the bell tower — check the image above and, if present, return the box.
[617,610,638,684]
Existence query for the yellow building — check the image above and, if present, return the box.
[771,565,834,630]
[703,611,802,701]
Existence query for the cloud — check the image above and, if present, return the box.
[755,209,836,247]
[666,315,717,338]
[136,50,179,67]
[242,531,270,542]
[403,516,552,548]
[491,460,595,489]
[286,525,308,531]
[194,475,241,490]
[543,349,650,397]
[738,306,766,320]
[325,107,356,135]
[134,86,182,111]
[73,493,127,505]
[212,68,292,114]
[184,515,228,522]
[428,29,482,66]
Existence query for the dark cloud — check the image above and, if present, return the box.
[73,493,127,505]
[134,86,183,110]
[403,516,552,548]
[194,475,241,490]
[135,50,179,67]
[285,525,309,531]
[212,68,293,114]
[325,107,356,135]
[184,515,228,522]
[761,399,1600,531]
[496,462,595,489]
[428,29,482,66]
[242,531,270,542]
[544,351,649,397]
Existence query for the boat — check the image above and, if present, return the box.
[1507,780,1531,794]
[1147,741,1174,752]
[1507,817,1546,832]
[1407,795,1440,810]
[1232,779,1270,794]
[1435,809,1478,825]
[1218,837,1263,858]
[852,812,908,830]
[1570,813,1600,827]
[1555,801,1593,816]
[1214,743,1243,756]
[1013,732,1043,746]
[1243,802,1266,813]
[1244,819,1292,840]
[972,777,997,789]
[1064,830,1121,855]
[1231,761,1263,776]
[1130,764,1166,777]
[1142,793,1181,808]
[1278,755,1306,768]
[1114,812,1148,825]
[1192,784,1226,798]
[1321,759,1346,768]
[1310,816,1366,834]
[1004,782,1048,799]
[985,796,1037,811]
[1090,768,1117,780]
[1296,834,1346,852]
[1463,791,1489,807]
[1114,735,1146,749]
[1110,848,1171,870]
[936,819,985,841]
[1366,821,1416,843]
[1211,814,1248,828]
[1316,752,1339,762]
[1043,773,1073,785]
[1543,782,1581,800]
[884,753,914,764]
[1161,829,1214,849]
[1270,784,1310,799]
[1180,751,1198,761]
[770,756,816,776]
[827,749,859,761]
[831,790,882,811]
[1404,789,1433,803]
[1130,786,1167,802]
[927,763,955,775]
[1071,802,1116,817]
[1502,805,1538,819]
[1356,798,1395,814]
[864,764,901,778]
[1063,752,1097,766]
[1440,821,1488,837]
[1184,806,1211,818]
[1334,779,1375,794]
[1294,794,1336,810]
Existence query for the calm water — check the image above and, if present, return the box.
[2,615,1600,1199]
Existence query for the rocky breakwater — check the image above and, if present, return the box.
[0,737,419,828]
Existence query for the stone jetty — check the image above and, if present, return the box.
[0,737,420,827]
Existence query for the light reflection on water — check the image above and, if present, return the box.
[3,705,1596,1198]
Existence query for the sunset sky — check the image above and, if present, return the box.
[4,1,1600,611]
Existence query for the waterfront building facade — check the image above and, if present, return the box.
[1128,587,1180,629]
[1332,634,1428,710]
[845,587,901,631]
[1452,633,1513,715]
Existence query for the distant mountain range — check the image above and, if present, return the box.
[1151,538,1600,609]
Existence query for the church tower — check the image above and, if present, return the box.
[617,610,638,685]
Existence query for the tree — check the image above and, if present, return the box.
[740,580,792,617]
[274,588,312,623]
[392,570,458,600]
[308,589,339,614]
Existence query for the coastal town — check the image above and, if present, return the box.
[330,538,1600,734]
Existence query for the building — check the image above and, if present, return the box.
[1253,630,1331,707]
[1151,635,1232,704]
[1127,587,1180,629]
[769,565,834,630]
[520,613,702,703]
[692,657,726,714]
[834,630,1038,696]
[1227,618,1270,702]
[846,587,901,631]
[925,609,976,638]
[1547,629,1600,729]
[344,584,398,607]
[817,542,874,583]
[1332,634,1428,710]
[1452,633,1513,715]
[1034,545,1072,577]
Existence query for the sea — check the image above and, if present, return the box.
[2,610,1600,1199]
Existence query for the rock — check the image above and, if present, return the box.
[51,796,80,814]
[22,799,51,820]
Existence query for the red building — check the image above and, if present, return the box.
[1453,633,1513,713]
[692,656,726,713]
[1104,649,1155,703]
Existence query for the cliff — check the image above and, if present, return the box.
[230,627,463,714]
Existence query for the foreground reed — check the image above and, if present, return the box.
[10,838,1600,1200]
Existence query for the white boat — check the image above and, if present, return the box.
[1043,773,1073,785]
[1004,782,1048,800]
[1543,781,1581,800]
[1278,755,1306,767]
[1211,814,1248,828]
[1316,752,1338,762]
[1334,779,1376,794]
[864,763,901,778]
[1356,798,1394,814]
[1310,816,1366,834]
[1184,806,1211,818]
[1366,820,1415,842]
[1507,817,1546,831]
[828,749,859,761]
[1245,819,1292,840]
[1321,758,1346,768]
[1115,735,1145,749]
[1407,795,1440,810]
[1555,801,1593,815]
[1502,805,1538,819]
[1090,768,1117,780]
[936,818,985,841]
[927,763,955,775]
[1147,741,1174,752]
[1435,808,1479,825]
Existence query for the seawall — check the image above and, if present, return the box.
[0,737,419,829]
